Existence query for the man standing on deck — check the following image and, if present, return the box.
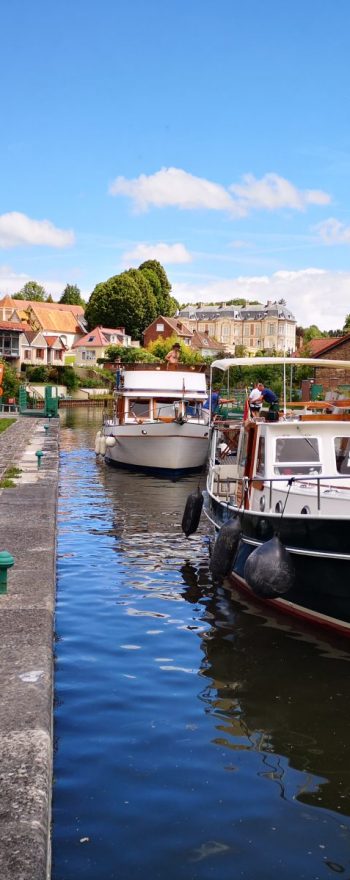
[256,382,279,421]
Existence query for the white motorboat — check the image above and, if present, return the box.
[96,363,210,477]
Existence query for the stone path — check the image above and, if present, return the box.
[0,415,59,880]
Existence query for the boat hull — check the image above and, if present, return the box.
[102,421,210,476]
[204,492,350,635]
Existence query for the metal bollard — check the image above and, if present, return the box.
[0,551,14,594]
[44,424,49,434]
[35,450,44,468]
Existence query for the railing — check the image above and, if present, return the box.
[211,470,350,513]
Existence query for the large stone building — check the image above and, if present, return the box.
[177,299,296,355]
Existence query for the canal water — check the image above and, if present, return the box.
[53,409,350,880]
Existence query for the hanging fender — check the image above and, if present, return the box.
[244,535,294,599]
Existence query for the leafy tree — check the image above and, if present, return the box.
[85,274,147,339]
[60,284,85,306]
[343,314,350,333]
[303,324,328,342]
[46,294,54,303]
[104,345,160,364]
[14,280,47,301]
[123,269,157,327]
[138,260,178,316]
[1,361,20,399]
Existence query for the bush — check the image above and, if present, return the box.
[1,362,20,400]
[104,345,160,364]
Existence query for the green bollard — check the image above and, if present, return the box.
[0,551,14,594]
[44,425,49,434]
[35,450,44,468]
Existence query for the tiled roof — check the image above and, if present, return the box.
[190,330,222,351]
[72,326,126,348]
[0,320,29,331]
[311,335,350,356]
[29,304,83,333]
[0,295,84,314]
[45,335,66,349]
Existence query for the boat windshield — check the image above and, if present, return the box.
[334,437,350,474]
[274,436,321,475]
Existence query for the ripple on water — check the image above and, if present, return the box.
[53,419,350,880]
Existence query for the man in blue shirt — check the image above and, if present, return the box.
[257,383,279,420]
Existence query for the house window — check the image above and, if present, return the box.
[244,325,249,336]
[250,338,254,347]
[36,349,44,359]
[156,323,165,332]
[268,323,275,335]
[24,350,31,360]
[250,324,255,334]
[85,350,96,361]
[88,336,95,342]
[55,350,63,361]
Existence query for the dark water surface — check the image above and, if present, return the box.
[53,408,350,880]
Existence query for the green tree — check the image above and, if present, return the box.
[104,344,159,364]
[303,324,327,342]
[147,335,203,365]
[138,260,178,316]
[46,294,54,303]
[343,314,350,333]
[59,284,84,306]
[14,280,47,301]
[85,274,147,339]
[123,269,157,328]
[1,361,20,399]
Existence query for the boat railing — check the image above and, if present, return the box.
[211,469,350,512]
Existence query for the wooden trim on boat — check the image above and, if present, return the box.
[299,414,350,421]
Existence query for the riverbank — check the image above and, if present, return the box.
[0,415,59,880]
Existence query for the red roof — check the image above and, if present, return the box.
[0,320,29,331]
[308,336,349,356]
[72,326,126,349]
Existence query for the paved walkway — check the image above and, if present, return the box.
[0,416,59,880]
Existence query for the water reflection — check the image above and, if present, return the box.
[54,409,350,880]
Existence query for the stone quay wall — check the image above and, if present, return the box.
[0,415,59,880]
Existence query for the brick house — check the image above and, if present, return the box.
[313,335,350,389]
[143,315,193,348]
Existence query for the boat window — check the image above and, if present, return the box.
[256,437,265,475]
[238,428,249,471]
[275,438,319,462]
[274,436,321,475]
[128,398,150,419]
[154,400,176,418]
[334,437,350,474]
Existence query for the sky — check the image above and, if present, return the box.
[1,0,350,330]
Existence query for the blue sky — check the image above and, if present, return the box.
[1,0,350,329]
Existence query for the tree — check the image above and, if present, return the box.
[85,274,147,339]
[14,280,47,301]
[59,284,84,306]
[147,335,203,365]
[138,260,178,316]
[343,314,350,333]
[123,269,157,328]
[46,294,54,303]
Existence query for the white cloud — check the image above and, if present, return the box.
[0,265,69,299]
[109,167,237,214]
[0,212,75,248]
[122,241,192,265]
[172,268,350,330]
[230,173,331,212]
[314,217,350,245]
[109,166,331,217]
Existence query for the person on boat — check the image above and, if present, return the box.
[203,388,236,418]
[165,342,181,368]
[248,383,262,419]
[257,382,279,420]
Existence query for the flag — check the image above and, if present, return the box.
[243,398,250,421]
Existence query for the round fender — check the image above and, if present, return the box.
[99,435,106,455]
[244,535,294,598]
[182,489,203,537]
[105,436,116,447]
[94,431,101,454]
[209,517,241,582]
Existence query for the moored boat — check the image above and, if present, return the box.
[200,356,350,637]
[95,363,210,477]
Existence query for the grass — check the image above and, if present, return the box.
[0,465,22,489]
[0,418,16,433]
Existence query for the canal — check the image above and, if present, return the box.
[53,408,350,880]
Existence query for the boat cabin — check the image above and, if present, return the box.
[209,419,350,517]
[111,364,208,425]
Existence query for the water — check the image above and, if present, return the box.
[53,408,350,880]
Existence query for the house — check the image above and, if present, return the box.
[143,315,193,348]
[72,326,134,366]
[189,330,223,358]
[21,332,66,367]
[0,320,30,370]
[178,299,296,354]
[311,334,350,389]
[0,296,87,356]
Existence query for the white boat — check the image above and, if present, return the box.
[96,364,210,477]
[196,356,350,638]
